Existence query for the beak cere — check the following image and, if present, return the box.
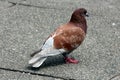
[85,12,89,17]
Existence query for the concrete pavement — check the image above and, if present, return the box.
[0,0,120,80]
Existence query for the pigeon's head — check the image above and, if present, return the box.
[70,8,89,23]
[70,8,88,33]
[73,8,89,17]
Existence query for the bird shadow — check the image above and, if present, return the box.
[26,55,65,71]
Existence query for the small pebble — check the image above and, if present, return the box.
[12,48,16,50]
[36,30,38,32]
[112,23,116,26]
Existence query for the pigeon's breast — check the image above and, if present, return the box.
[53,25,85,51]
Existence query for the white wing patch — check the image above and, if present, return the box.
[42,37,54,49]
[42,33,57,49]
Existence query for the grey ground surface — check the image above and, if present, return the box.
[0,0,120,80]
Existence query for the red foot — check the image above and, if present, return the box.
[65,57,79,64]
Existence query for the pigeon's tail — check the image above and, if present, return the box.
[30,57,47,68]
[29,48,65,68]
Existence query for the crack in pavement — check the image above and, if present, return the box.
[0,67,75,80]
[0,0,73,10]
[109,73,120,80]
[1,0,68,10]
[8,1,17,7]
[8,1,49,8]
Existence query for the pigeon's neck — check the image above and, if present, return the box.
[69,15,87,33]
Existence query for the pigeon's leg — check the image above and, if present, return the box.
[62,52,79,64]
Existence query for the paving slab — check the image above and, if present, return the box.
[0,0,120,80]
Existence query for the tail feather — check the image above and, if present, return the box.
[32,58,47,68]
[29,56,41,65]
[28,48,66,67]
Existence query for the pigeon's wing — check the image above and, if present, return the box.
[29,35,66,67]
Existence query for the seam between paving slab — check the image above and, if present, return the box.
[0,67,75,80]
[1,66,119,80]
[109,73,120,80]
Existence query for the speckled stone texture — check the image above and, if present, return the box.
[0,0,120,80]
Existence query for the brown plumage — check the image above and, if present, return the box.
[29,8,89,68]
[53,23,85,51]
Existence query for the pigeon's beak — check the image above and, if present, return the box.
[85,12,89,17]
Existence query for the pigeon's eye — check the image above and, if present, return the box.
[84,11,87,14]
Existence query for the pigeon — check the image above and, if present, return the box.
[29,8,89,68]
